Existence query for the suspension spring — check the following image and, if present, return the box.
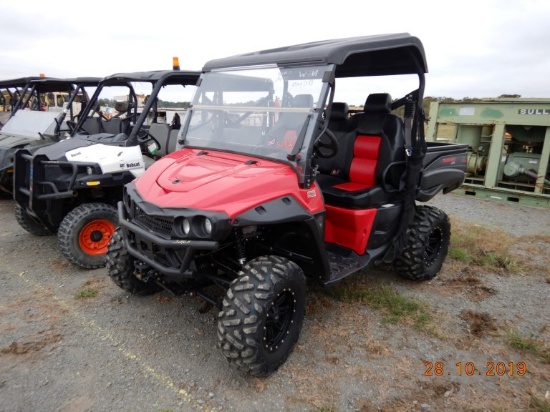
[234,228,247,266]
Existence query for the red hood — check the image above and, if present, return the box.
[134,148,324,218]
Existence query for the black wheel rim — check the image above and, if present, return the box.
[264,290,295,352]
[425,227,443,265]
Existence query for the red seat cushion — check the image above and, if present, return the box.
[332,181,370,191]
[333,135,380,191]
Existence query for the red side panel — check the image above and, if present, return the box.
[348,135,380,187]
[324,205,377,255]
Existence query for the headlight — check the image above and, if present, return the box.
[182,218,191,235]
[203,218,212,234]
[175,215,223,238]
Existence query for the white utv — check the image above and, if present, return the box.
[13,69,199,269]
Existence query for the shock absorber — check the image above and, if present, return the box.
[234,228,247,266]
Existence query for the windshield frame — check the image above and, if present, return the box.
[179,64,335,185]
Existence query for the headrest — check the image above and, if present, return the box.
[364,93,392,113]
[115,101,129,112]
[330,102,349,120]
[293,94,313,108]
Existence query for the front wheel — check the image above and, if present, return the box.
[15,204,54,236]
[217,255,306,377]
[58,203,117,269]
[106,227,161,295]
[393,205,450,281]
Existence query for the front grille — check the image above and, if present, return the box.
[134,205,173,238]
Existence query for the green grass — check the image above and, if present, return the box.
[448,219,519,271]
[75,279,100,299]
[529,395,550,412]
[448,246,470,262]
[328,281,433,331]
[75,287,98,299]
[506,329,550,364]
[314,407,337,412]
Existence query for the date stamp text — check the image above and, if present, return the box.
[424,361,527,376]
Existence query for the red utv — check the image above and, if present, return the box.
[107,34,467,376]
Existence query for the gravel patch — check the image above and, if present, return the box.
[0,195,549,412]
[428,192,550,237]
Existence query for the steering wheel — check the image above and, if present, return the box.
[137,129,162,156]
[314,129,338,159]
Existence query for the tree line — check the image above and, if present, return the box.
[397,94,522,118]
[422,94,521,114]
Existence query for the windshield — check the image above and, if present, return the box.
[182,65,328,163]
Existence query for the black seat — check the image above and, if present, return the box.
[316,93,406,208]
[316,102,350,175]
[100,102,132,135]
[326,102,349,132]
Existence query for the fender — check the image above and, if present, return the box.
[234,197,331,281]
[233,196,313,226]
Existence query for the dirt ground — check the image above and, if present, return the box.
[0,194,549,412]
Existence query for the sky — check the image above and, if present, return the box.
[1,0,549,105]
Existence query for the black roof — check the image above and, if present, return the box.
[28,77,102,91]
[203,33,428,77]
[0,76,41,88]
[101,70,200,86]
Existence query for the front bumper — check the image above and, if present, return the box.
[118,201,222,278]
[16,151,134,202]
[14,149,137,229]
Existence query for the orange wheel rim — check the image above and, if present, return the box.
[78,219,116,255]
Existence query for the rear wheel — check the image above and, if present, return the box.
[58,203,117,269]
[106,227,160,295]
[218,255,306,377]
[393,205,450,281]
[15,204,54,236]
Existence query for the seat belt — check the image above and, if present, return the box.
[403,96,414,157]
